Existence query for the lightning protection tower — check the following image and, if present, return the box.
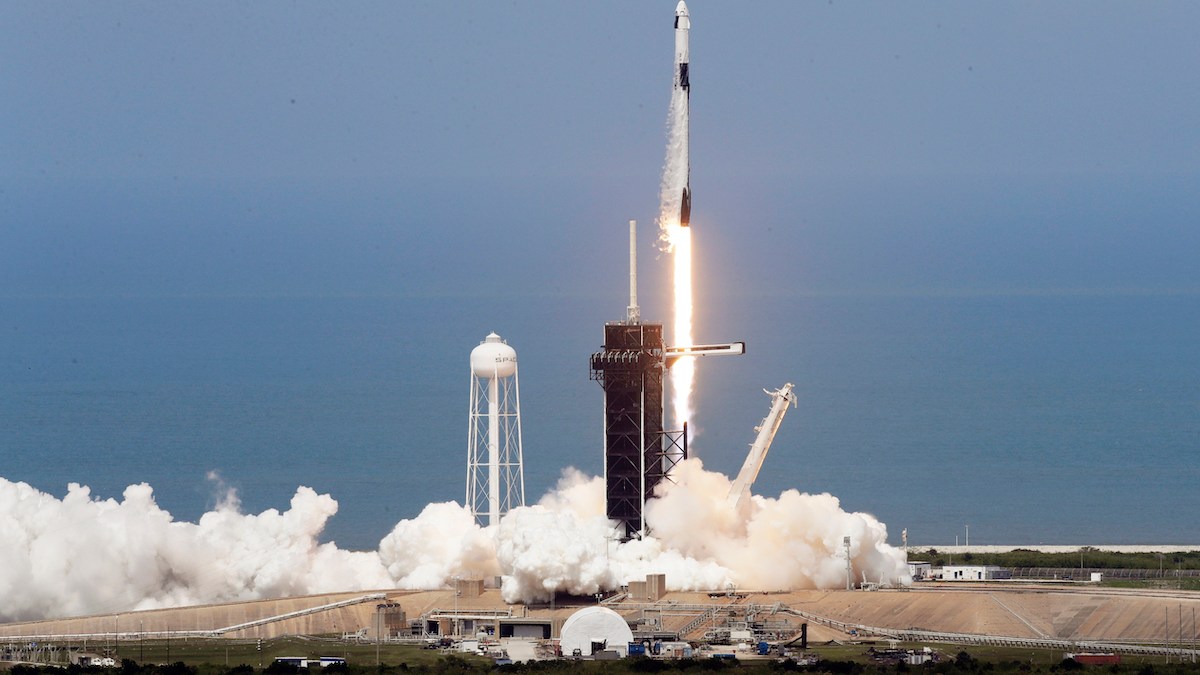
[467,332,525,527]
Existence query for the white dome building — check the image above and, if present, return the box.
[558,606,635,658]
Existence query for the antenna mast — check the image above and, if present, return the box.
[627,219,640,323]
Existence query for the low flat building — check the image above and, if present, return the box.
[939,565,1012,581]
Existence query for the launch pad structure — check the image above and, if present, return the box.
[590,221,741,541]
[590,320,686,541]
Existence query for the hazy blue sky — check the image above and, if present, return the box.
[3,1,1198,299]
[3,3,1200,550]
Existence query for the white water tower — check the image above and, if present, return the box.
[466,332,525,527]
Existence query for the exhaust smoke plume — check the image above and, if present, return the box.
[659,69,695,433]
[0,462,907,622]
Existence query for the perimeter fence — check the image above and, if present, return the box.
[1011,568,1200,580]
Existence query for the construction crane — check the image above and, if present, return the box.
[727,383,797,510]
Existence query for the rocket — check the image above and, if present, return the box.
[675,1,692,227]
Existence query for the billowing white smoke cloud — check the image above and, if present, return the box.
[493,459,906,603]
[0,478,390,622]
[378,502,499,587]
[645,460,906,590]
[0,462,906,622]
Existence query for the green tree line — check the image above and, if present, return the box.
[910,549,1200,571]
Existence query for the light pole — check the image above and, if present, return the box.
[1162,604,1174,660]
[454,582,462,638]
[843,536,853,590]
[376,604,382,666]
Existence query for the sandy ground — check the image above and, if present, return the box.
[2,584,1198,644]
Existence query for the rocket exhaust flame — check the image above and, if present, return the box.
[670,226,694,428]
[661,1,694,432]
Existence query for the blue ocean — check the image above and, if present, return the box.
[2,292,1197,550]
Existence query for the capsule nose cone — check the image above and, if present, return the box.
[675,0,689,17]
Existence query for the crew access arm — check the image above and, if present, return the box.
[728,383,797,510]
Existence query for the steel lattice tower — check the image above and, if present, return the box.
[467,332,525,527]
[591,322,685,540]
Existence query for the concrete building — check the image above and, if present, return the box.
[939,565,1012,581]
[907,562,932,581]
[627,574,668,602]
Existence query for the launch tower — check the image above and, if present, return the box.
[590,222,687,540]
[590,321,683,541]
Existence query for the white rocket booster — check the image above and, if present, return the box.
[674,1,692,227]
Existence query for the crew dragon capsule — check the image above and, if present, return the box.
[675,0,692,227]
